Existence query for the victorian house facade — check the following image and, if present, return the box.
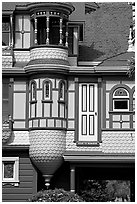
[2,2,135,202]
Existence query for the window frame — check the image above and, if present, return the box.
[109,84,134,130]
[58,80,65,102]
[2,157,19,186]
[112,87,129,112]
[30,80,37,103]
[2,16,10,47]
[42,79,52,103]
[112,88,130,112]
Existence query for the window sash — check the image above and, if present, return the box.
[2,157,19,183]
[113,99,129,111]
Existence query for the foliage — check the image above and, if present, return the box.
[79,180,130,202]
[28,188,84,202]
[106,180,130,201]
[127,57,135,78]
[79,180,109,202]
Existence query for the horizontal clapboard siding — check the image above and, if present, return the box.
[2,150,37,202]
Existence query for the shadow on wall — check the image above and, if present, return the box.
[78,43,105,61]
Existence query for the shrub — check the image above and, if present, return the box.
[28,188,84,202]
[80,180,109,202]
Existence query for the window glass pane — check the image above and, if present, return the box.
[31,82,36,100]
[49,17,60,45]
[24,15,30,31]
[15,33,22,48]
[37,17,47,45]
[23,33,30,48]
[2,17,10,46]
[59,82,65,100]
[3,162,14,178]
[79,24,83,41]
[15,15,22,31]
[2,32,9,46]
[114,100,128,109]
[114,88,128,96]
[44,81,50,99]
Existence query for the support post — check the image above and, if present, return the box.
[10,14,13,47]
[46,16,49,44]
[70,165,75,193]
[65,22,68,47]
[34,17,37,45]
[59,17,63,45]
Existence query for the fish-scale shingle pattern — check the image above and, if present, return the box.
[66,131,103,151]
[7,131,30,146]
[66,131,135,154]
[102,131,135,153]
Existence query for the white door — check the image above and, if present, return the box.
[79,83,98,141]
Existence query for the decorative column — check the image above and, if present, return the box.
[10,15,13,47]
[59,17,63,45]
[46,16,49,44]
[34,17,38,45]
[65,22,68,47]
[70,165,75,193]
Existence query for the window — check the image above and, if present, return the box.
[2,157,19,186]
[42,79,52,101]
[15,15,31,48]
[113,88,129,111]
[31,81,37,101]
[58,80,66,118]
[109,85,134,129]
[68,22,84,55]
[59,81,65,101]
[2,16,10,46]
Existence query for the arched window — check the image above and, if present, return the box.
[113,88,129,111]
[31,81,36,101]
[43,79,52,100]
[59,81,65,101]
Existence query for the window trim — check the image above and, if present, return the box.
[2,157,19,186]
[109,84,134,129]
[58,80,65,103]
[113,99,129,111]
[30,80,37,103]
[2,16,10,47]
[42,79,52,102]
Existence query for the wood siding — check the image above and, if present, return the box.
[2,150,37,202]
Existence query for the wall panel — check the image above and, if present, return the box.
[2,150,37,202]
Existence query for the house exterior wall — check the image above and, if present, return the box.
[2,150,37,202]
[2,2,135,202]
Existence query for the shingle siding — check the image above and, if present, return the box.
[79,2,133,61]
